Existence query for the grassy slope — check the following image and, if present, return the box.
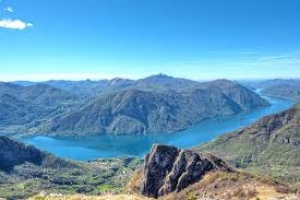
[28,171,299,200]
[195,104,300,183]
[164,171,299,200]
[28,194,149,200]
[0,135,144,200]
[0,158,142,199]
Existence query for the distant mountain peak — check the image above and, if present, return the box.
[149,73,172,78]
[210,79,237,85]
[141,73,177,81]
[108,77,134,86]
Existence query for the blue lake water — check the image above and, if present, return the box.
[23,95,294,161]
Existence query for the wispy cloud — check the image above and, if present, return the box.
[209,48,260,56]
[0,19,33,30]
[166,51,300,80]
[4,7,13,12]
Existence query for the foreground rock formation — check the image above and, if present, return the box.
[140,144,233,198]
[1,139,298,200]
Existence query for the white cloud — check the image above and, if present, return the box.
[4,7,13,12]
[0,19,33,30]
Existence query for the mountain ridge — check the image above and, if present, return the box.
[37,79,269,136]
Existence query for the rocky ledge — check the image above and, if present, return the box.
[141,144,233,198]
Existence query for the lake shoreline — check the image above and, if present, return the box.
[21,95,294,161]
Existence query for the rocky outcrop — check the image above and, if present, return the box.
[141,144,232,198]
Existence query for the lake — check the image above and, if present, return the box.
[23,95,294,161]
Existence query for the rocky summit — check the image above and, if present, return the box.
[140,144,232,198]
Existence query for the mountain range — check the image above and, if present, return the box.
[0,75,299,199]
[0,82,81,135]
[36,79,268,136]
[0,82,80,108]
[1,75,269,136]
[262,84,300,101]
[14,74,200,98]
[242,79,300,101]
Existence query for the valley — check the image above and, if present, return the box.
[2,0,300,199]
[0,75,299,200]
[23,94,292,160]
[1,136,299,200]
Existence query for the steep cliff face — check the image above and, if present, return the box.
[140,144,232,198]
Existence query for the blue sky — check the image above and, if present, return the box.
[0,0,300,81]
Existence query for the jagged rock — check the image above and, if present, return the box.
[140,144,232,198]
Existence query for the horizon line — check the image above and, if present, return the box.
[0,73,299,82]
